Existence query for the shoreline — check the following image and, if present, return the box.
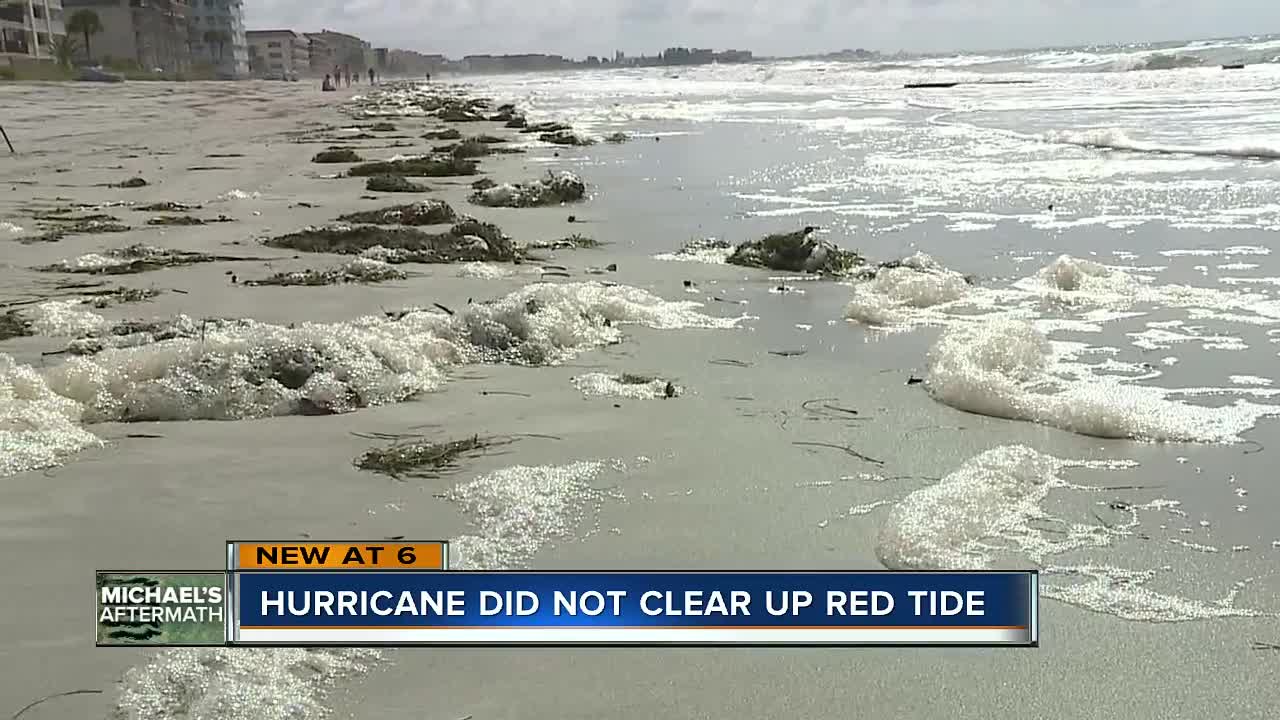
[0,76,1277,720]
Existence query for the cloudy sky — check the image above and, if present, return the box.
[247,1,1280,58]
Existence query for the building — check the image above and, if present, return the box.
[385,48,443,77]
[304,29,368,75]
[246,28,305,78]
[0,0,67,59]
[61,0,188,71]
[189,0,246,77]
[373,46,386,71]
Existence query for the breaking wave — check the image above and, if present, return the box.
[1045,128,1280,161]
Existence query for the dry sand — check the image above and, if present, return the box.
[0,79,1276,720]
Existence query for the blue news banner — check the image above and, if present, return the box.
[230,571,1038,646]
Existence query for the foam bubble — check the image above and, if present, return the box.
[571,372,677,399]
[25,300,111,337]
[111,647,380,720]
[218,189,261,201]
[844,254,970,327]
[446,461,608,570]
[924,319,1279,442]
[0,221,24,234]
[456,262,514,279]
[876,445,1272,621]
[0,354,102,477]
[654,238,735,264]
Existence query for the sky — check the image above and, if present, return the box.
[246,0,1280,59]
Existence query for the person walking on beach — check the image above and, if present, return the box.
[344,64,352,87]
[369,67,376,84]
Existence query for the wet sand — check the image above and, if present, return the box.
[0,80,1276,720]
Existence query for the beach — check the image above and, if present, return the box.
[1,45,1279,720]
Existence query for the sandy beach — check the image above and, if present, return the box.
[1,72,1278,720]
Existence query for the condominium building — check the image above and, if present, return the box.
[189,0,245,77]
[246,29,306,78]
[305,29,369,75]
[62,0,189,71]
[0,0,67,59]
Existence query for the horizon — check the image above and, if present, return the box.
[243,2,1280,61]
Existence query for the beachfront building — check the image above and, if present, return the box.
[304,29,369,76]
[385,48,444,77]
[189,0,246,77]
[0,0,67,60]
[61,0,189,72]
[246,28,305,79]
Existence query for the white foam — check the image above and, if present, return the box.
[41,282,738,422]
[218,189,261,201]
[877,445,1272,622]
[843,254,970,327]
[25,300,111,337]
[0,221,24,234]
[1230,375,1273,387]
[654,238,734,264]
[1046,128,1280,161]
[924,319,1279,442]
[571,372,677,399]
[0,354,102,477]
[456,262,514,279]
[111,647,380,720]
[446,461,608,570]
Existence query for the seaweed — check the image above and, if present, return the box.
[135,201,202,212]
[312,148,364,163]
[111,177,148,188]
[146,215,234,226]
[726,226,866,276]
[528,233,601,250]
[346,156,479,177]
[520,121,571,134]
[36,244,260,275]
[369,122,397,132]
[244,258,407,287]
[366,175,430,193]
[604,132,631,143]
[353,434,510,479]
[540,131,596,146]
[263,224,517,262]
[0,310,32,340]
[470,171,586,208]
[423,128,463,140]
[17,219,131,244]
[336,200,458,226]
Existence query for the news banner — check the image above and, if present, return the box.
[95,541,1039,647]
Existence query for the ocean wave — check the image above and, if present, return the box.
[1044,128,1280,160]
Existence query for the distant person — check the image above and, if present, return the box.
[321,74,335,92]
[344,64,352,87]
[425,72,431,82]
[369,68,376,84]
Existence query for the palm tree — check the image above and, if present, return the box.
[51,35,80,68]
[66,9,103,64]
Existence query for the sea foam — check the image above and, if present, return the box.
[924,319,1279,442]
[0,354,103,477]
[876,445,1272,622]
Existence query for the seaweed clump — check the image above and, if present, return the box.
[423,128,463,140]
[521,121,571,135]
[354,434,505,479]
[366,175,430,193]
[244,257,408,287]
[17,218,131,243]
[540,131,596,147]
[146,215,234,226]
[604,132,631,143]
[263,221,517,263]
[112,177,148,189]
[528,233,601,250]
[135,201,201,212]
[726,227,867,276]
[469,171,586,208]
[0,310,32,340]
[36,244,258,275]
[346,156,478,177]
[336,200,458,226]
[313,148,364,163]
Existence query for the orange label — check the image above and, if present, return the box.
[234,542,446,570]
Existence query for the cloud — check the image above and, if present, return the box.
[246,0,1280,58]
